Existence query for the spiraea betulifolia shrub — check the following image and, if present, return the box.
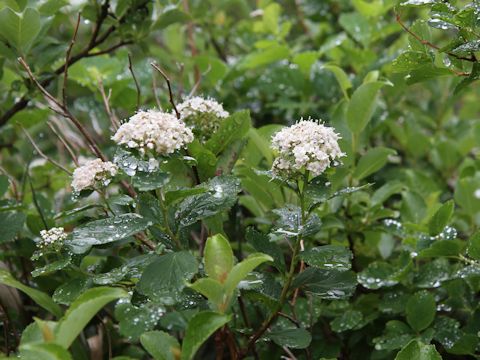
[1,1,480,359]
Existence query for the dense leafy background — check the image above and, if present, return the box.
[0,0,480,359]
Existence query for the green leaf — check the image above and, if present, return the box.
[181,311,231,360]
[454,177,480,216]
[358,262,398,290]
[154,8,191,29]
[391,51,432,72]
[395,340,441,360]
[429,200,454,236]
[137,251,198,305]
[188,278,224,307]
[175,176,241,228]
[323,64,352,99]
[239,44,290,69]
[467,232,480,260]
[418,240,465,258]
[68,213,153,253]
[246,227,285,272]
[406,291,436,332]
[55,287,128,348]
[0,269,62,317]
[224,253,273,294]
[0,175,9,196]
[353,147,396,180]
[0,7,40,53]
[347,81,387,134]
[204,234,234,283]
[115,301,164,341]
[205,110,251,155]
[292,268,357,299]
[300,245,352,271]
[53,278,92,306]
[268,328,312,349]
[140,331,180,360]
[32,257,71,277]
[165,187,208,206]
[330,310,363,332]
[19,343,72,360]
[132,171,169,191]
[0,211,25,243]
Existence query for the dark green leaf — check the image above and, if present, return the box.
[246,227,285,272]
[406,291,436,332]
[429,200,454,236]
[395,340,441,360]
[300,245,352,271]
[353,147,396,180]
[140,331,180,360]
[292,268,356,299]
[0,211,25,243]
[268,328,312,349]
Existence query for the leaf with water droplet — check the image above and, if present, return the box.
[68,213,152,254]
[395,340,441,360]
[292,267,356,299]
[32,256,71,277]
[133,171,169,191]
[330,309,363,332]
[358,261,399,290]
[267,328,312,349]
[406,290,436,332]
[137,251,198,305]
[300,245,352,271]
[115,299,165,341]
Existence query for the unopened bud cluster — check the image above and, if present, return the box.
[38,227,68,249]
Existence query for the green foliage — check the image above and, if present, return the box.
[0,0,480,358]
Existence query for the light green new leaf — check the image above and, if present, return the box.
[224,253,273,294]
[239,44,289,69]
[188,278,224,306]
[0,7,40,53]
[181,311,231,360]
[154,8,191,29]
[55,287,128,348]
[429,200,454,236]
[323,64,352,99]
[406,291,435,332]
[353,147,396,180]
[205,110,251,155]
[467,232,480,260]
[141,331,180,360]
[19,343,72,360]
[0,269,62,317]
[395,340,441,360]
[204,234,234,283]
[347,81,388,134]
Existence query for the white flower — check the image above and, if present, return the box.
[271,119,344,177]
[177,96,229,140]
[71,158,118,193]
[112,110,193,155]
[39,227,68,249]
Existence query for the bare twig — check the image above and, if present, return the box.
[128,53,141,110]
[151,62,180,118]
[0,166,20,201]
[188,64,211,97]
[47,121,79,166]
[21,126,72,175]
[98,78,120,130]
[151,73,162,110]
[63,13,81,106]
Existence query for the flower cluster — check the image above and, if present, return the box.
[271,119,344,177]
[71,158,118,193]
[112,110,193,155]
[177,96,229,140]
[38,227,68,249]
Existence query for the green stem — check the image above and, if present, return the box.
[156,189,181,249]
[240,179,307,358]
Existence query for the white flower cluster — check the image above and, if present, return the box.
[39,227,67,249]
[177,96,229,140]
[112,110,193,155]
[271,119,344,177]
[71,158,118,193]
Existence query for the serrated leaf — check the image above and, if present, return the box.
[137,251,198,305]
[395,340,441,360]
[330,310,363,332]
[406,291,436,332]
[300,245,352,271]
[68,214,153,254]
[246,227,285,272]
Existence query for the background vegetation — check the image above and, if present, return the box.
[0,0,480,359]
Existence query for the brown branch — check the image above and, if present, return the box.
[150,62,180,118]
[21,126,72,175]
[85,40,133,57]
[151,73,162,110]
[63,13,81,106]
[47,121,79,166]
[128,53,141,110]
[395,13,477,62]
